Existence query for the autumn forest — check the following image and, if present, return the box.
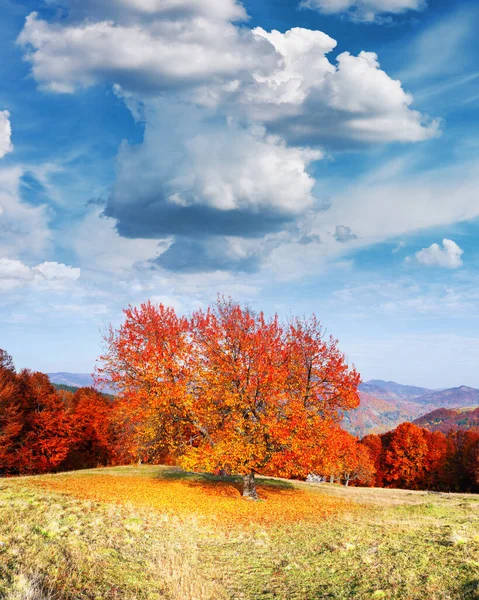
[1,297,478,495]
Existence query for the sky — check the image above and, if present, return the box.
[1,0,479,388]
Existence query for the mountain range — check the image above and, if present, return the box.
[47,373,479,438]
[343,381,479,437]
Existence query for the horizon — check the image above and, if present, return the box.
[1,0,479,389]
[43,371,479,394]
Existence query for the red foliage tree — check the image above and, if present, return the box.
[423,430,448,490]
[0,350,23,474]
[324,430,375,486]
[98,298,360,498]
[443,430,479,492]
[382,422,429,489]
[97,302,195,465]
[62,388,114,470]
[360,434,383,486]
[15,370,74,474]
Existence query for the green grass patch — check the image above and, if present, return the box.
[1,467,479,599]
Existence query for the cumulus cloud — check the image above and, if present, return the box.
[301,0,427,23]
[157,237,261,273]
[71,206,161,273]
[409,239,464,269]
[0,166,51,258]
[18,8,437,145]
[105,107,322,242]
[334,225,357,242]
[17,0,439,274]
[0,257,80,291]
[0,111,13,158]
[18,9,275,94]
[240,38,439,144]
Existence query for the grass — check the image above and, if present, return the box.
[1,466,479,599]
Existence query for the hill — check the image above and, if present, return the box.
[345,381,479,437]
[48,372,116,395]
[343,391,429,437]
[1,465,479,600]
[47,372,94,388]
[414,406,479,433]
[413,386,479,407]
[359,380,432,399]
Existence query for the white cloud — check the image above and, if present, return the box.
[46,0,247,22]
[16,0,440,276]
[334,225,357,242]
[410,239,464,269]
[321,160,479,244]
[168,125,321,214]
[0,257,80,291]
[0,166,51,258]
[301,0,426,23]
[103,104,323,245]
[18,10,275,94]
[71,206,160,273]
[18,11,437,145]
[240,36,439,143]
[33,261,81,280]
[0,111,13,158]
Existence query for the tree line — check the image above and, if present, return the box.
[0,349,115,475]
[360,422,479,493]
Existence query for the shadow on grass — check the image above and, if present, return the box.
[156,467,295,496]
[459,579,479,599]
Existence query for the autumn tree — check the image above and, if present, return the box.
[62,388,114,470]
[1,353,74,474]
[382,422,429,489]
[443,430,479,492]
[334,432,375,486]
[98,298,360,499]
[360,433,383,486]
[97,302,195,465]
[0,350,23,474]
[15,371,74,474]
[423,430,448,490]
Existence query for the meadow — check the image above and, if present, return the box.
[1,466,479,600]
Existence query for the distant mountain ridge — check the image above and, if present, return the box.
[412,386,479,407]
[47,372,95,388]
[413,406,479,433]
[359,380,432,399]
[345,380,479,437]
[47,372,116,395]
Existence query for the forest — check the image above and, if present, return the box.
[1,298,479,494]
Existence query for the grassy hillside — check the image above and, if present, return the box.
[1,467,479,599]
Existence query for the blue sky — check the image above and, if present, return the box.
[1,0,479,388]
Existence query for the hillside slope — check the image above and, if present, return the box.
[343,391,428,437]
[1,465,479,600]
[414,406,479,433]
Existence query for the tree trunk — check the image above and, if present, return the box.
[344,475,350,487]
[329,474,334,484]
[243,471,259,500]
